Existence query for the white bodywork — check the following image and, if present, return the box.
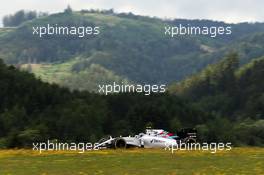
[96,129,178,149]
[131,129,177,148]
[140,134,176,148]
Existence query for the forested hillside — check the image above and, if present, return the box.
[169,54,264,145]
[1,10,264,91]
[0,54,263,147]
[0,10,263,147]
[169,53,264,118]
[0,59,207,148]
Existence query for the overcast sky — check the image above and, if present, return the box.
[1,0,264,26]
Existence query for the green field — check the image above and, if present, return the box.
[20,56,128,91]
[0,148,264,175]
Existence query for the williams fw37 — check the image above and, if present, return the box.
[95,128,197,149]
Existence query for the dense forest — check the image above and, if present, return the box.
[0,59,207,148]
[169,53,264,145]
[0,53,263,148]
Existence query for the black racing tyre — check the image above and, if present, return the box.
[114,138,127,149]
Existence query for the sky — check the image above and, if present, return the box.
[0,0,264,26]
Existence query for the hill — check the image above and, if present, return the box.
[169,54,264,145]
[1,11,264,91]
[0,53,263,147]
[0,59,208,148]
[169,54,264,119]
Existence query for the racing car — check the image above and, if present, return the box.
[95,128,197,149]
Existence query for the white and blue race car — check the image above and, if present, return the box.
[95,128,197,149]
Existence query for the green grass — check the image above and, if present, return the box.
[20,56,129,91]
[0,28,15,37]
[0,148,263,175]
[26,60,77,83]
